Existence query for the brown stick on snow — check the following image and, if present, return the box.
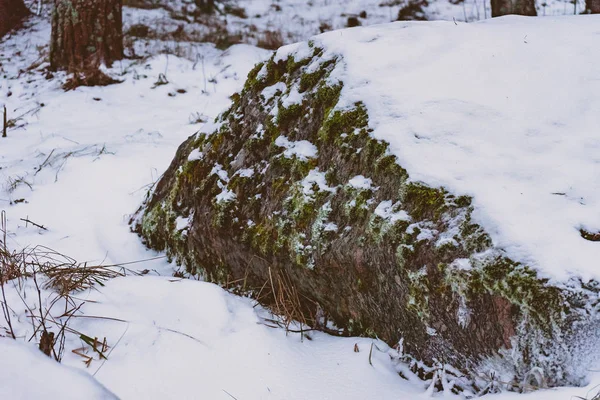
[20,218,48,231]
[2,105,6,138]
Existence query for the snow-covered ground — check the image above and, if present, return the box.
[1,10,600,400]
[0,339,117,399]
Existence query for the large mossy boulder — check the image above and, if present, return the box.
[132,26,599,388]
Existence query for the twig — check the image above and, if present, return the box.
[0,212,16,338]
[35,149,56,175]
[32,267,60,360]
[222,390,239,400]
[93,324,129,377]
[20,218,48,231]
[70,314,209,346]
[2,105,7,138]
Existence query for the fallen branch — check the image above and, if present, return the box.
[2,105,6,138]
[20,218,48,231]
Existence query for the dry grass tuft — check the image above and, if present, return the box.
[0,211,161,363]
[574,385,600,400]
[27,247,124,295]
[247,266,323,338]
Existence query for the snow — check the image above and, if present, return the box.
[287,15,600,282]
[211,164,236,202]
[216,187,236,203]
[262,81,287,99]
[348,175,373,190]
[63,276,424,400]
[281,85,304,107]
[301,168,336,196]
[0,338,117,400]
[187,148,203,161]
[175,216,190,231]
[274,136,319,160]
[324,222,339,232]
[236,167,255,178]
[211,163,230,182]
[375,200,411,223]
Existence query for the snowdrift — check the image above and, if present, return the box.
[0,338,117,399]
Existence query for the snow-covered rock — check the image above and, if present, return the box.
[133,15,600,386]
[132,15,599,387]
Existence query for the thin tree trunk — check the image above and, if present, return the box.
[0,0,30,38]
[491,0,537,16]
[50,0,123,72]
[586,0,600,12]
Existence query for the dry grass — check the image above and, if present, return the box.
[574,385,600,400]
[265,267,313,330]
[242,265,323,338]
[25,247,124,295]
[0,211,158,363]
[211,256,342,339]
[5,175,33,193]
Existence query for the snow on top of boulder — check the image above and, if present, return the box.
[275,15,600,282]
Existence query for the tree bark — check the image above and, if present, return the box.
[0,0,30,38]
[586,0,600,13]
[50,0,123,72]
[491,0,537,17]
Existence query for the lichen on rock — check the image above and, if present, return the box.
[131,41,599,389]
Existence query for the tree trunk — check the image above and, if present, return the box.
[491,0,537,16]
[586,0,600,12]
[0,0,30,38]
[50,0,123,72]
